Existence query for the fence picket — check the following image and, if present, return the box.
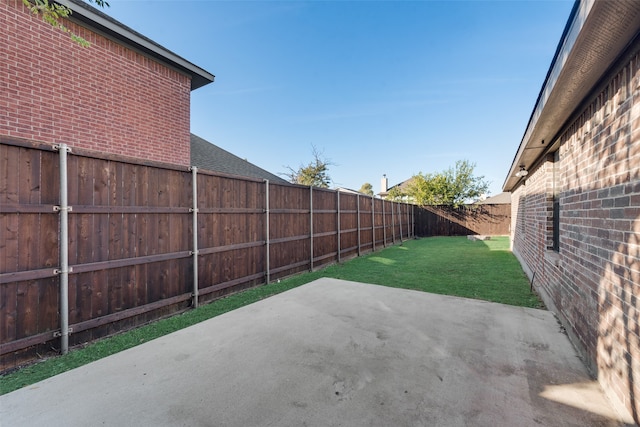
[0,138,507,370]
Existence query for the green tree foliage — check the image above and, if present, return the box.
[283,146,333,188]
[22,0,109,47]
[406,160,489,207]
[385,185,408,201]
[359,182,374,196]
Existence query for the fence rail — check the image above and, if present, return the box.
[414,204,511,236]
[0,138,414,369]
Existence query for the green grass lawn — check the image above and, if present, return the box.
[0,235,540,395]
[320,236,541,308]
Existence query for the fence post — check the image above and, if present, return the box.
[398,203,403,244]
[357,194,361,256]
[382,199,386,247]
[265,180,270,284]
[337,190,341,263]
[391,201,396,244]
[190,167,199,308]
[371,195,375,252]
[310,186,314,271]
[408,204,412,239]
[411,204,415,238]
[54,143,71,355]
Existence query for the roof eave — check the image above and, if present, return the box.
[64,0,214,90]
[503,0,640,192]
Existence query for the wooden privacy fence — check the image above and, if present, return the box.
[414,204,511,236]
[0,138,414,370]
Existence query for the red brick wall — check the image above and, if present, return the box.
[1,0,191,165]
[511,39,640,420]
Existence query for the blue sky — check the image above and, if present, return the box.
[105,0,574,195]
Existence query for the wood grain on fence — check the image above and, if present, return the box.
[2,138,508,371]
[415,204,510,236]
[1,139,415,370]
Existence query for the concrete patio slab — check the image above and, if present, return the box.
[0,278,630,426]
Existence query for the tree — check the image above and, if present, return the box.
[406,160,489,207]
[385,184,408,201]
[22,0,109,47]
[282,146,334,188]
[359,183,374,196]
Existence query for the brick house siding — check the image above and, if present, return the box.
[1,0,211,165]
[508,7,640,421]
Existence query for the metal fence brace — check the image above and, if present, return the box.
[336,191,341,263]
[382,200,386,247]
[398,203,403,243]
[265,179,270,284]
[190,166,199,308]
[371,195,375,252]
[357,194,361,256]
[54,143,71,355]
[310,186,314,271]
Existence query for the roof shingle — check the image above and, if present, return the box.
[190,134,288,184]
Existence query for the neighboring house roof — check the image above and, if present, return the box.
[378,177,414,198]
[190,134,288,184]
[336,187,373,196]
[504,0,640,191]
[477,192,511,205]
[65,0,214,90]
